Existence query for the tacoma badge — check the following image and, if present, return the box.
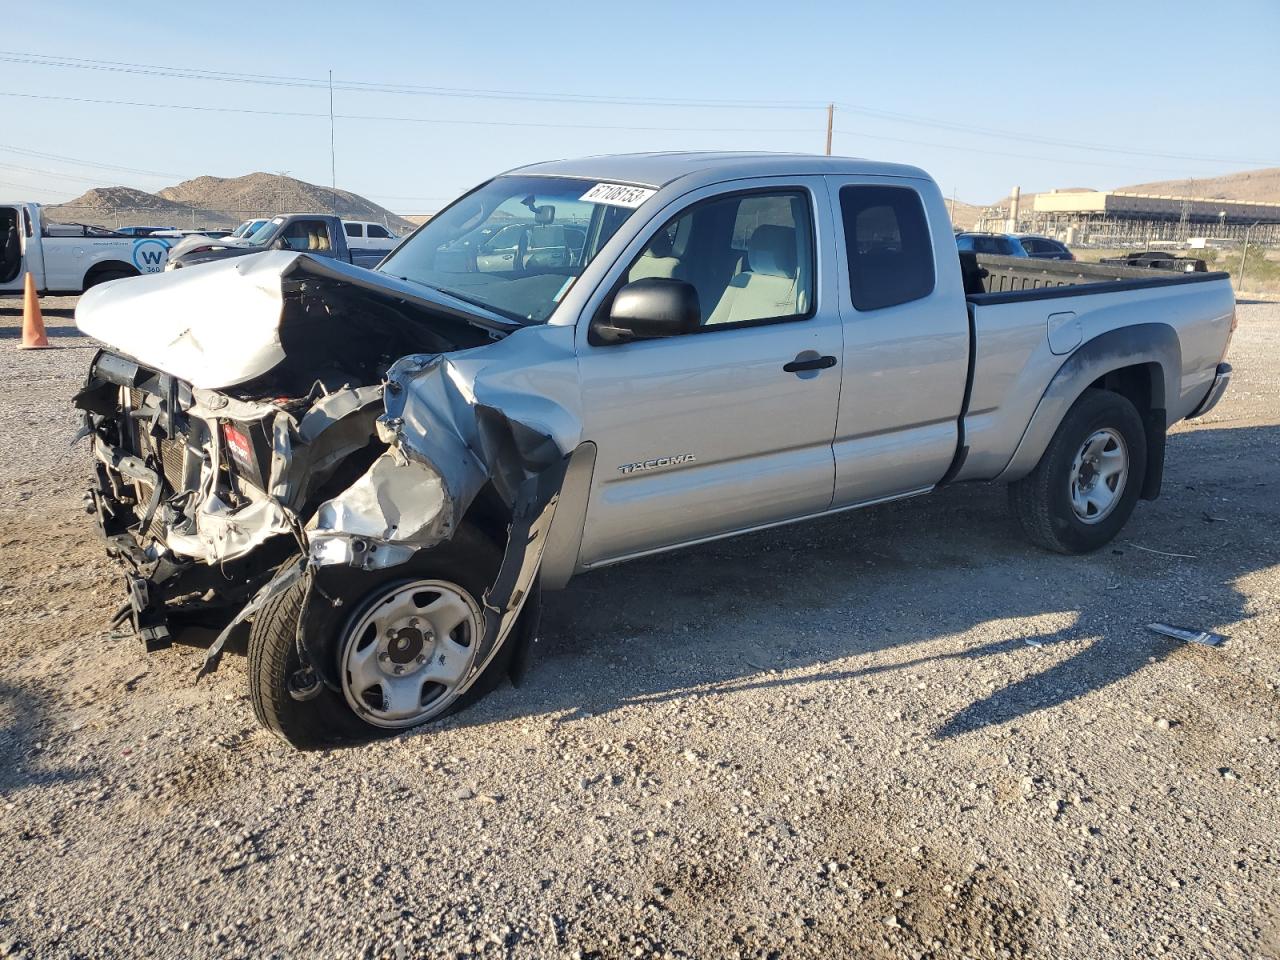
[618,454,696,475]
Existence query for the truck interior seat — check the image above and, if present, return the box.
[706,225,800,325]
[627,227,679,283]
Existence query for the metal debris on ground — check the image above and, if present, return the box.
[1147,623,1226,647]
[1130,543,1198,560]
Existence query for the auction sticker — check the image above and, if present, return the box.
[579,182,656,208]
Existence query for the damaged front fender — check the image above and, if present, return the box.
[206,343,581,690]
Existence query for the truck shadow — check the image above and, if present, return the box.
[0,680,91,793]
[450,421,1275,742]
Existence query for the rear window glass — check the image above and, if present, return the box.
[839,186,935,311]
[344,222,362,237]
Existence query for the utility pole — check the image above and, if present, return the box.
[329,69,338,216]
[1238,221,1260,294]
[824,104,834,156]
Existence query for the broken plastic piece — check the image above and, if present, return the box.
[1147,622,1225,647]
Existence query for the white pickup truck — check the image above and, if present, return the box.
[1,202,171,296]
[73,152,1235,748]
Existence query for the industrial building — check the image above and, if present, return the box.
[975,188,1280,246]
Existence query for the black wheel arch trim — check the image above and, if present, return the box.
[997,322,1181,485]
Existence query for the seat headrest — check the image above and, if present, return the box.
[747,225,797,278]
[528,225,565,246]
[646,228,674,258]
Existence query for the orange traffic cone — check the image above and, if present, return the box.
[18,272,54,350]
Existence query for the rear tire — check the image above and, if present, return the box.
[247,526,515,749]
[83,267,137,290]
[1008,388,1147,554]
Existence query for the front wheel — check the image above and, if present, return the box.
[1008,388,1147,554]
[247,526,513,748]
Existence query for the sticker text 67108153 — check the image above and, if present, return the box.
[579,183,656,209]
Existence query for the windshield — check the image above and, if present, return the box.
[378,175,650,323]
[245,217,285,246]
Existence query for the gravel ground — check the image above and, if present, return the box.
[0,296,1277,960]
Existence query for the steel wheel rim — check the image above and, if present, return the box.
[339,578,483,729]
[1069,427,1128,525]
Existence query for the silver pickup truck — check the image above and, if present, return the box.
[74,152,1235,748]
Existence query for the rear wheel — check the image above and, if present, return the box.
[247,526,514,748]
[1008,388,1147,554]
[83,267,137,290]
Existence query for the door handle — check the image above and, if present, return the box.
[783,353,837,374]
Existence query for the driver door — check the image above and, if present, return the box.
[574,178,843,566]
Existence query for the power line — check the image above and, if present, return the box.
[0,90,816,134]
[0,176,72,196]
[833,129,1239,176]
[0,159,135,185]
[0,90,1247,179]
[3,49,1276,167]
[0,142,181,178]
[0,51,820,109]
[834,102,1280,167]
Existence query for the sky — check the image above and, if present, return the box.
[2,0,1279,214]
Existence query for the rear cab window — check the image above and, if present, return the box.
[838,186,935,311]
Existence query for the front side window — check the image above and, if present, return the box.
[621,189,814,329]
[368,224,391,239]
[840,186,935,311]
[379,175,646,324]
[279,219,331,252]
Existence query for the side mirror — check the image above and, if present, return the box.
[591,278,701,344]
[271,237,288,251]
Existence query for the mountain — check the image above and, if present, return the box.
[1115,167,1280,203]
[46,173,413,233]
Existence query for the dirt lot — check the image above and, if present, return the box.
[0,297,1277,960]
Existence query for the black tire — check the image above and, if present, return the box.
[83,267,137,290]
[1008,388,1147,555]
[247,526,514,749]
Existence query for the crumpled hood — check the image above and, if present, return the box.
[74,250,517,390]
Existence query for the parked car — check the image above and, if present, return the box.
[343,220,400,251]
[1100,251,1207,273]
[74,152,1235,748]
[229,218,270,240]
[166,214,397,271]
[1017,234,1074,260]
[0,202,171,294]
[116,225,179,237]
[956,232,1031,257]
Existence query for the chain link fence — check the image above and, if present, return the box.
[43,204,413,234]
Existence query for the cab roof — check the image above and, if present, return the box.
[509,151,931,190]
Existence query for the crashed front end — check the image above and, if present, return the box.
[74,252,577,701]
[75,351,386,649]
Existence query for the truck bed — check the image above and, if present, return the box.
[965,253,1229,304]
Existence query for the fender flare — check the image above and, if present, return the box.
[997,322,1181,483]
